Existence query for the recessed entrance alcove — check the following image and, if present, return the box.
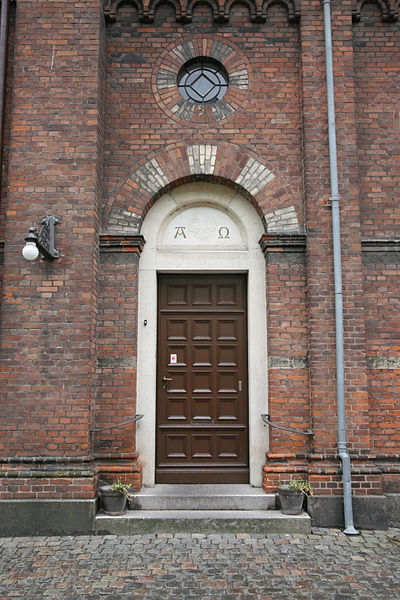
[137,182,268,487]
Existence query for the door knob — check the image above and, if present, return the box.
[162,376,172,382]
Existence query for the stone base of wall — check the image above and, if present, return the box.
[307,495,400,530]
[0,499,98,536]
[1,493,397,536]
[386,494,400,527]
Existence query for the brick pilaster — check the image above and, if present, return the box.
[0,0,105,482]
[300,0,369,460]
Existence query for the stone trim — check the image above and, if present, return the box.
[266,252,305,265]
[107,208,142,233]
[101,253,139,265]
[100,235,145,263]
[267,452,400,461]
[97,357,137,369]
[264,205,300,234]
[362,239,400,264]
[259,233,306,256]
[187,145,218,175]
[363,253,400,265]
[0,456,92,464]
[104,142,297,231]
[134,159,170,195]
[268,356,309,369]
[366,357,400,369]
[100,234,145,254]
[235,157,275,196]
[0,466,96,478]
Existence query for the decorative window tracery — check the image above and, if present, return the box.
[177,58,229,104]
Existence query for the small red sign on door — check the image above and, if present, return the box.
[170,354,177,364]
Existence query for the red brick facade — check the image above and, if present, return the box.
[0,0,399,527]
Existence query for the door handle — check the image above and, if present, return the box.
[161,375,172,390]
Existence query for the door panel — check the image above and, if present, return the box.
[156,274,249,484]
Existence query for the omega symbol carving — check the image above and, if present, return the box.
[218,227,230,239]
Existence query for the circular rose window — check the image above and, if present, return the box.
[153,37,251,124]
[177,58,229,104]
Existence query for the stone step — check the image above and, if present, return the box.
[129,484,276,511]
[95,509,311,535]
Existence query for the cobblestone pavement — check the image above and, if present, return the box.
[0,529,399,599]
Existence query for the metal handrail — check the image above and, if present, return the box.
[261,413,313,436]
[90,414,144,433]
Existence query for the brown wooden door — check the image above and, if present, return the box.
[156,274,249,483]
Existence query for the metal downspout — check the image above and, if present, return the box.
[0,0,9,193]
[321,0,359,535]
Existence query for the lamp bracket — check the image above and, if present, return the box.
[36,216,60,259]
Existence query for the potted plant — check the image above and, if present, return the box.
[100,477,132,515]
[277,478,313,515]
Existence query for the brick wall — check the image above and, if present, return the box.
[354,3,400,475]
[363,257,400,456]
[0,0,399,502]
[0,3,16,324]
[0,0,105,495]
[96,253,140,455]
[354,3,400,495]
[264,0,399,494]
[354,3,400,240]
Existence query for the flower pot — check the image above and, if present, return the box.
[278,487,305,515]
[100,485,127,515]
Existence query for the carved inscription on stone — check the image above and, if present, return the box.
[174,226,187,238]
[161,206,244,249]
[218,227,230,239]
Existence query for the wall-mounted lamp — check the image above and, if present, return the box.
[22,216,60,261]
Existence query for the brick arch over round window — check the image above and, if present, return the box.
[103,142,301,235]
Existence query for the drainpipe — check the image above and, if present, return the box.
[0,0,9,193]
[322,0,359,535]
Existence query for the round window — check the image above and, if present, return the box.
[177,58,229,104]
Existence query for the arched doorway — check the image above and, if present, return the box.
[137,182,268,486]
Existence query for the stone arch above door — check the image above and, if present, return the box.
[103,142,302,236]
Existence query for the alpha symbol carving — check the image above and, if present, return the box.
[174,226,187,239]
[218,227,230,239]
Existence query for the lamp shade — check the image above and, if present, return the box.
[22,241,39,261]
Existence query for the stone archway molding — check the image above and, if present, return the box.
[104,142,301,236]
